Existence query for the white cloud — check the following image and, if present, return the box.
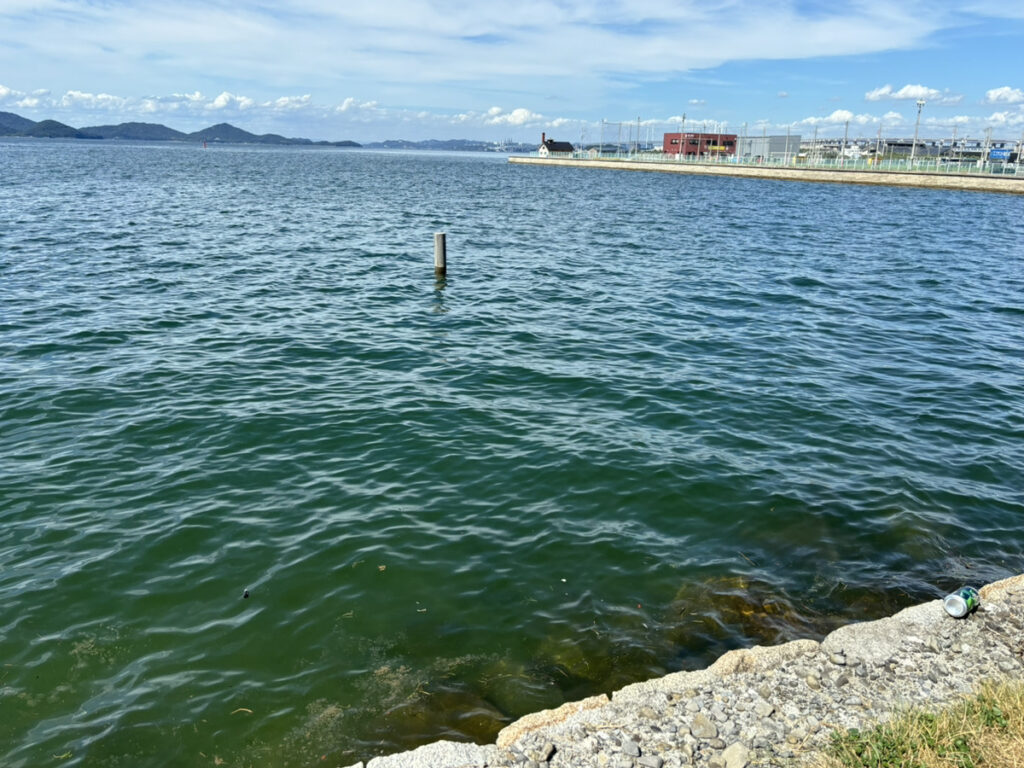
[800,109,875,126]
[882,110,904,123]
[337,97,378,113]
[266,94,312,111]
[865,83,961,105]
[485,107,542,126]
[985,109,1024,127]
[58,90,127,109]
[207,91,255,110]
[985,86,1024,104]
[15,96,41,108]
[688,99,706,106]
[777,91,789,98]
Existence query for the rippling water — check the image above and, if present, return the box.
[1,139,1022,767]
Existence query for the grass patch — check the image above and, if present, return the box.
[816,680,1024,768]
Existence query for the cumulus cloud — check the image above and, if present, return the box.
[985,86,1024,104]
[266,94,311,110]
[336,97,378,113]
[58,90,127,109]
[864,84,961,105]
[800,109,875,126]
[985,110,1024,127]
[207,91,255,110]
[484,107,542,125]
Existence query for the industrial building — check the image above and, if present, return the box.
[738,135,802,162]
[662,132,737,157]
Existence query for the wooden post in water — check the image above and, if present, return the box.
[434,232,447,277]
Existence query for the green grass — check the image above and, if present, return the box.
[816,680,1024,768]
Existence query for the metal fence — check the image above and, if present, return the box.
[530,150,1021,178]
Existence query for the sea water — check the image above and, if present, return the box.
[1,140,1022,766]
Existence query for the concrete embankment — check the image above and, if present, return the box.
[346,573,1024,768]
[507,156,1024,195]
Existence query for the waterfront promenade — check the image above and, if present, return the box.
[509,155,1024,195]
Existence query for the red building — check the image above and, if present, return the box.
[663,132,737,157]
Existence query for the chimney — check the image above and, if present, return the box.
[541,132,546,144]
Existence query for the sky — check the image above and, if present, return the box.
[1,0,1024,144]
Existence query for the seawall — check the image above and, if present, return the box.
[346,573,1024,768]
[507,156,1024,195]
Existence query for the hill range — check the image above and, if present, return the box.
[0,110,534,152]
[0,111,360,146]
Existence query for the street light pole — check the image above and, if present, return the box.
[910,99,925,167]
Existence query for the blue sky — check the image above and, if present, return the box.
[1,0,1023,143]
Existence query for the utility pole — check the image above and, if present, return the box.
[678,112,685,161]
[841,120,849,167]
[910,99,925,167]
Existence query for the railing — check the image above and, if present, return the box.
[525,151,1021,178]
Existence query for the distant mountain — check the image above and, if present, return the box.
[0,110,520,151]
[80,122,187,141]
[22,120,101,139]
[0,111,361,146]
[0,110,37,134]
[363,138,532,152]
[314,140,362,148]
[187,122,317,145]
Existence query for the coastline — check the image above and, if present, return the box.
[507,156,1024,195]
[346,573,1024,768]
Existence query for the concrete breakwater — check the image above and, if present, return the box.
[346,573,1024,768]
[507,156,1024,195]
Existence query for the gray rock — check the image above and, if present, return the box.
[786,727,808,744]
[753,700,774,718]
[539,742,555,762]
[636,757,664,768]
[622,740,640,757]
[689,712,718,740]
[366,740,493,767]
[721,742,750,768]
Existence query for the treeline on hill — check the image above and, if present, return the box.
[0,111,360,146]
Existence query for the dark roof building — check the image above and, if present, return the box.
[539,132,574,156]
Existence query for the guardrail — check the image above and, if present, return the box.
[528,152,1020,178]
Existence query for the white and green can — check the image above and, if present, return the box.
[943,586,980,618]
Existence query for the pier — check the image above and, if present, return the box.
[508,155,1024,195]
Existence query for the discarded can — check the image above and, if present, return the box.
[943,586,980,618]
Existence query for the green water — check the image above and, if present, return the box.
[1,140,1022,766]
